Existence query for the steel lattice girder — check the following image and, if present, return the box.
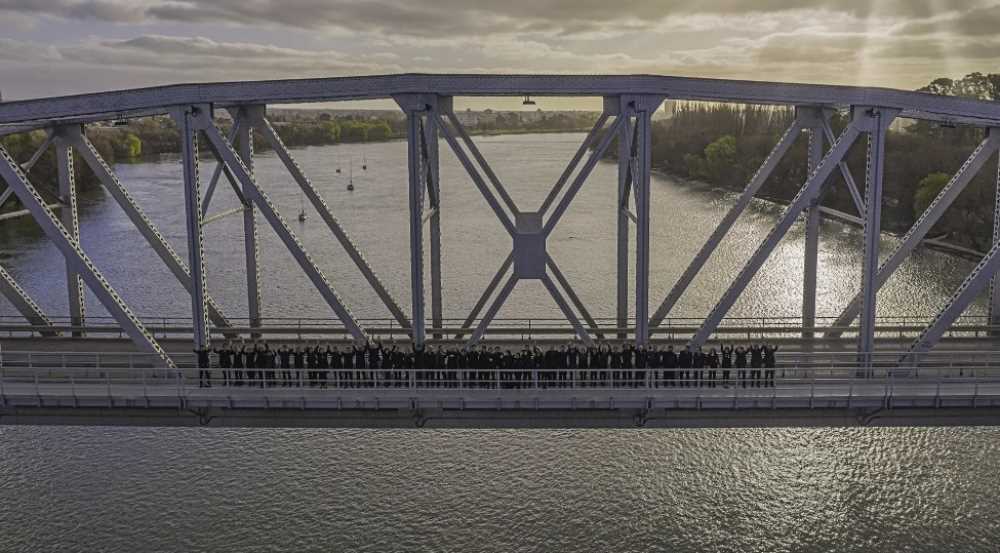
[65,126,235,332]
[192,108,369,343]
[435,98,630,348]
[5,74,1000,128]
[0,145,174,367]
[689,108,878,348]
[827,130,1000,337]
[52,130,86,335]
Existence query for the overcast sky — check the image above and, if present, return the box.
[1,0,998,109]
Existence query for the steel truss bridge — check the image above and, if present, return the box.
[2,74,1000,427]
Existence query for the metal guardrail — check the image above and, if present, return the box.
[1,315,998,342]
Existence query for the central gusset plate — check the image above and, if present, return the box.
[513,212,546,279]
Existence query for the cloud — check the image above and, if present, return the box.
[0,35,402,78]
[2,0,990,38]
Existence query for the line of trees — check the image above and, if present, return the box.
[650,72,1000,251]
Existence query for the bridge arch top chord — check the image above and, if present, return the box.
[2,73,1000,130]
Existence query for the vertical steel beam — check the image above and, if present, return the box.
[988,148,1000,330]
[650,118,804,327]
[828,132,999,337]
[70,129,233,330]
[0,264,57,334]
[53,133,85,336]
[690,113,866,347]
[424,114,444,339]
[195,109,368,342]
[0,145,174,367]
[634,104,655,346]
[616,109,633,340]
[858,108,896,364]
[254,116,411,330]
[179,108,210,349]
[802,123,824,339]
[406,108,427,346]
[233,107,262,336]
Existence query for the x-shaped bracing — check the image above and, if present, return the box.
[433,97,640,348]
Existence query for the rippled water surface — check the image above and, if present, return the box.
[1,134,997,551]
[1,427,999,552]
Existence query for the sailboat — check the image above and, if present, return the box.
[297,194,307,222]
[346,159,355,192]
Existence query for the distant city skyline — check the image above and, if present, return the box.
[1,0,998,110]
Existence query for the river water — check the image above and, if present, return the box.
[0,133,997,551]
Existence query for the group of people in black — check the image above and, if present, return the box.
[194,341,780,389]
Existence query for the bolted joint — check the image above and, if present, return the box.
[619,94,666,115]
[225,104,266,125]
[794,105,833,128]
[850,105,901,132]
[393,94,442,115]
[48,123,84,145]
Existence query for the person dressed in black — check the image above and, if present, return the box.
[278,344,292,387]
[292,344,305,387]
[692,347,705,387]
[306,343,318,387]
[233,343,245,386]
[678,346,692,388]
[706,348,719,388]
[264,342,277,387]
[735,346,748,388]
[721,344,733,387]
[213,342,233,387]
[195,347,211,387]
[244,343,258,387]
[664,345,677,387]
[316,343,330,388]
[763,344,779,387]
[750,344,763,388]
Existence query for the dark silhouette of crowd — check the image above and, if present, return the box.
[195,341,780,389]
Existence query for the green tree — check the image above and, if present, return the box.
[913,172,950,217]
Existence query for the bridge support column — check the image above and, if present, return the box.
[0,145,174,367]
[616,102,634,341]
[858,108,899,368]
[690,108,874,348]
[178,107,211,350]
[989,148,1000,331]
[232,106,263,337]
[425,111,443,340]
[52,129,85,336]
[827,128,1000,338]
[632,98,657,347]
[395,95,438,347]
[802,110,826,339]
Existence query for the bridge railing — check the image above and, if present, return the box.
[2,350,1000,397]
[0,315,996,342]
